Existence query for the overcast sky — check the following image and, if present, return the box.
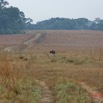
[7,0,103,23]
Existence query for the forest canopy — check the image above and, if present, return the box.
[0,0,32,34]
[27,17,103,31]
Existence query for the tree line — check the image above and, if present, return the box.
[0,0,103,34]
[27,17,103,31]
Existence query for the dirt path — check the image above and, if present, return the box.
[36,80,53,103]
[4,46,13,52]
[3,33,42,52]
[23,33,41,44]
[80,82,103,103]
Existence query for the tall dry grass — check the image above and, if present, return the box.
[0,52,42,103]
[24,48,103,93]
[0,48,102,102]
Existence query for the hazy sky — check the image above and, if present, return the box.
[7,0,103,23]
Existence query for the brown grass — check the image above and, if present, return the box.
[0,30,103,102]
[1,47,102,91]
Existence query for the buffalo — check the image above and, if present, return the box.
[50,50,56,55]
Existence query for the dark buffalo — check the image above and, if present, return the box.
[50,50,56,54]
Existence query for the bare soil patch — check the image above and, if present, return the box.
[80,82,103,103]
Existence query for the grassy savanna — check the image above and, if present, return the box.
[0,30,103,102]
[25,47,103,91]
[0,52,42,103]
[0,47,103,102]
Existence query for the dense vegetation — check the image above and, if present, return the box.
[0,0,32,34]
[28,17,103,30]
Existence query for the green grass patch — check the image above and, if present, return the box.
[0,78,42,103]
[54,81,93,103]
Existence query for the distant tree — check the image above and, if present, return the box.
[89,18,103,30]
[0,0,33,34]
[0,6,26,33]
[25,18,33,29]
[31,17,103,31]
[94,18,101,24]
[0,0,9,9]
[96,19,103,30]
[32,18,90,30]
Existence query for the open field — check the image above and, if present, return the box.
[0,30,103,48]
[0,33,35,46]
[43,30,103,48]
[0,30,103,103]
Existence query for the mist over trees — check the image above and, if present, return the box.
[0,0,32,34]
[27,17,103,31]
[27,17,103,30]
[0,0,103,34]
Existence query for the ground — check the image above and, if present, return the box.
[0,30,103,103]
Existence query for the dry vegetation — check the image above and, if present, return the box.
[0,30,103,103]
